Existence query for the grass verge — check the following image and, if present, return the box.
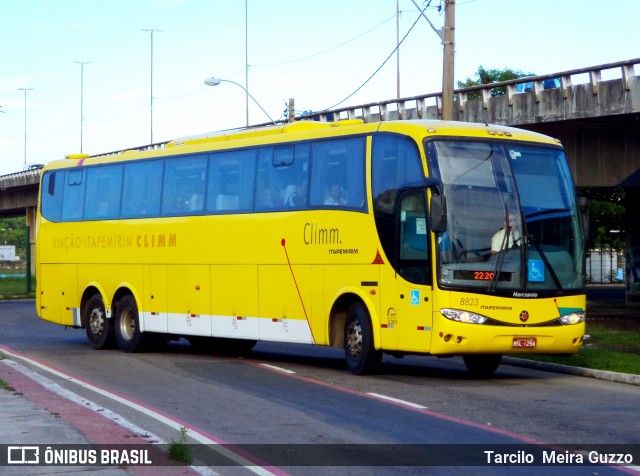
[0,276,35,299]
[523,321,640,375]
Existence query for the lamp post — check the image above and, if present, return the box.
[18,87,33,165]
[244,0,249,127]
[74,61,90,153]
[204,77,275,125]
[142,28,162,144]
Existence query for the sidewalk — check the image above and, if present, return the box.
[0,360,201,475]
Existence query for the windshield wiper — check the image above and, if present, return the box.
[488,210,513,293]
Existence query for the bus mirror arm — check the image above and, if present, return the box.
[423,177,443,194]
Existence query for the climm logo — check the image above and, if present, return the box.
[136,233,177,248]
[303,223,341,245]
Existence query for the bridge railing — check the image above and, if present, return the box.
[0,168,42,185]
[299,57,640,123]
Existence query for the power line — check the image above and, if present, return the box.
[321,7,426,111]
[252,13,398,67]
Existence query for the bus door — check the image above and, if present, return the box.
[379,190,433,353]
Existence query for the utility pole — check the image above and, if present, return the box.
[441,0,455,121]
[396,0,401,99]
[244,0,250,126]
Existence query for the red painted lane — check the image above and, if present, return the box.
[0,361,198,475]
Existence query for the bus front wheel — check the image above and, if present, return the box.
[344,302,382,375]
[115,295,146,353]
[462,354,501,377]
[85,294,116,350]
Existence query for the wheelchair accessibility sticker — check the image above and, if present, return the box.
[528,260,544,282]
[410,290,421,305]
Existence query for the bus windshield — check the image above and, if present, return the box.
[427,139,585,294]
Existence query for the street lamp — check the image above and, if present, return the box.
[142,28,162,144]
[74,61,90,153]
[204,77,275,125]
[18,87,33,165]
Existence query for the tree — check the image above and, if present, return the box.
[457,66,535,99]
[0,217,27,260]
[578,187,625,251]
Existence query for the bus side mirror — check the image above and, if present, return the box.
[430,194,447,233]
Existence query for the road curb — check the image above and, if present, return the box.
[503,356,640,386]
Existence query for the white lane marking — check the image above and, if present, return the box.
[1,348,277,476]
[259,364,296,374]
[366,392,428,409]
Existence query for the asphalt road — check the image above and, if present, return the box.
[1,300,638,474]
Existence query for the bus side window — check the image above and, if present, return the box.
[283,143,309,209]
[398,190,430,284]
[121,160,163,218]
[61,170,85,222]
[255,148,276,210]
[256,145,309,211]
[309,137,366,210]
[161,155,207,216]
[41,171,65,222]
[206,149,256,214]
[84,165,123,220]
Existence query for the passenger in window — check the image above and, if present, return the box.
[189,193,204,211]
[324,184,346,206]
[491,213,521,255]
[284,180,307,207]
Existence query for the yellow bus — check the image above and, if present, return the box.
[36,119,586,376]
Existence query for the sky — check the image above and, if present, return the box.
[1,0,639,176]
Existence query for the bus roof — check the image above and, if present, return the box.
[50,119,560,170]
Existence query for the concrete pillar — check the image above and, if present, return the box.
[25,206,36,276]
[624,187,640,303]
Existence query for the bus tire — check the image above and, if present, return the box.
[115,295,146,353]
[463,354,501,377]
[344,302,382,375]
[84,294,116,350]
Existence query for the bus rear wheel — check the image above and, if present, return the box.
[115,295,146,353]
[85,294,115,349]
[344,302,381,375]
[463,354,501,377]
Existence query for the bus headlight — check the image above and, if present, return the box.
[560,311,585,325]
[440,308,488,325]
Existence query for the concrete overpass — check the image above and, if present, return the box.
[0,168,40,217]
[2,58,639,296]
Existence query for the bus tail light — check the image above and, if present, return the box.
[440,308,488,325]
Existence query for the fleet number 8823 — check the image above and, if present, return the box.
[459,297,479,306]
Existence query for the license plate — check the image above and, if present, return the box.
[512,337,537,349]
